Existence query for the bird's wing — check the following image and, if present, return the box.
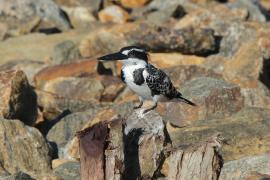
[145,64,181,98]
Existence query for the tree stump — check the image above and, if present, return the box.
[78,118,124,180]
[78,111,224,180]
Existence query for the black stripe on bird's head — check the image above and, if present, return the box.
[97,46,149,63]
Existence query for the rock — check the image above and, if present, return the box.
[240,81,270,110]
[0,60,47,84]
[167,107,270,161]
[0,70,37,125]
[1,171,34,180]
[35,89,100,121]
[53,162,80,180]
[126,25,217,56]
[51,40,81,65]
[0,0,71,31]
[79,26,129,58]
[46,108,100,158]
[62,6,96,29]
[218,22,257,58]
[54,0,102,13]
[34,59,98,88]
[219,154,270,180]
[223,40,263,86]
[42,76,104,101]
[0,22,8,41]
[259,34,270,60]
[163,65,222,87]
[120,0,151,8]
[161,133,224,180]
[0,31,87,65]
[0,163,9,177]
[98,5,130,24]
[124,110,169,179]
[143,4,186,26]
[261,0,270,11]
[52,159,76,169]
[174,4,248,36]
[80,22,217,56]
[160,77,244,127]
[245,172,270,180]
[228,0,270,22]
[0,119,51,176]
[149,53,206,68]
[100,75,125,102]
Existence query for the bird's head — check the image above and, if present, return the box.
[97,46,148,65]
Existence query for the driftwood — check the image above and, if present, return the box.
[78,111,224,180]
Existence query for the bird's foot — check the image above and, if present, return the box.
[133,102,143,109]
[142,102,158,114]
[142,108,153,114]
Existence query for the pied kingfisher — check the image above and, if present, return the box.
[98,46,196,114]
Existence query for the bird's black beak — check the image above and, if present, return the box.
[97,52,128,61]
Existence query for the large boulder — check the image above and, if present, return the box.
[160,77,244,127]
[46,108,100,158]
[0,70,37,125]
[0,0,71,35]
[0,31,87,65]
[0,60,47,84]
[53,162,80,180]
[0,119,51,176]
[219,154,270,180]
[98,5,130,24]
[167,107,270,161]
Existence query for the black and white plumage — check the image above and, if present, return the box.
[98,46,196,114]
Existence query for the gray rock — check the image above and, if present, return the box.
[1,172,33,180]
[53,162,80,180]
[227,0,270,22]
[167,107,270,161]
[0,60,47,84]
[0,70,38,126]
[51,40,81,65]
[161,77,244,127]
[46,108,100,158]
[0,0,71,31]
[54,0,102,13]
[219,154,270,180]
[219,22,257,58]
[0,119,51,176]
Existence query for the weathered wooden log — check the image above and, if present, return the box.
[124,110,171,180]
[78,110,224,180]
[78,118,124,180]
[161,133,224,180]
[79,123,108,180]
[105,119,125,180]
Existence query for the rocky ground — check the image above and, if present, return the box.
[0,0,270,179]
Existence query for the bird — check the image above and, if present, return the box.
[97,46,196,114]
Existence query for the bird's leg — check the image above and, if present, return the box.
[143,102,158,114]
[134,97,144,109]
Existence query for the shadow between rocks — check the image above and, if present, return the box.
[259,58,270,89]
[123,128,143,180]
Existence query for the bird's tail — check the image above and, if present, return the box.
[174,92,196,106]
[178,96,197,106]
